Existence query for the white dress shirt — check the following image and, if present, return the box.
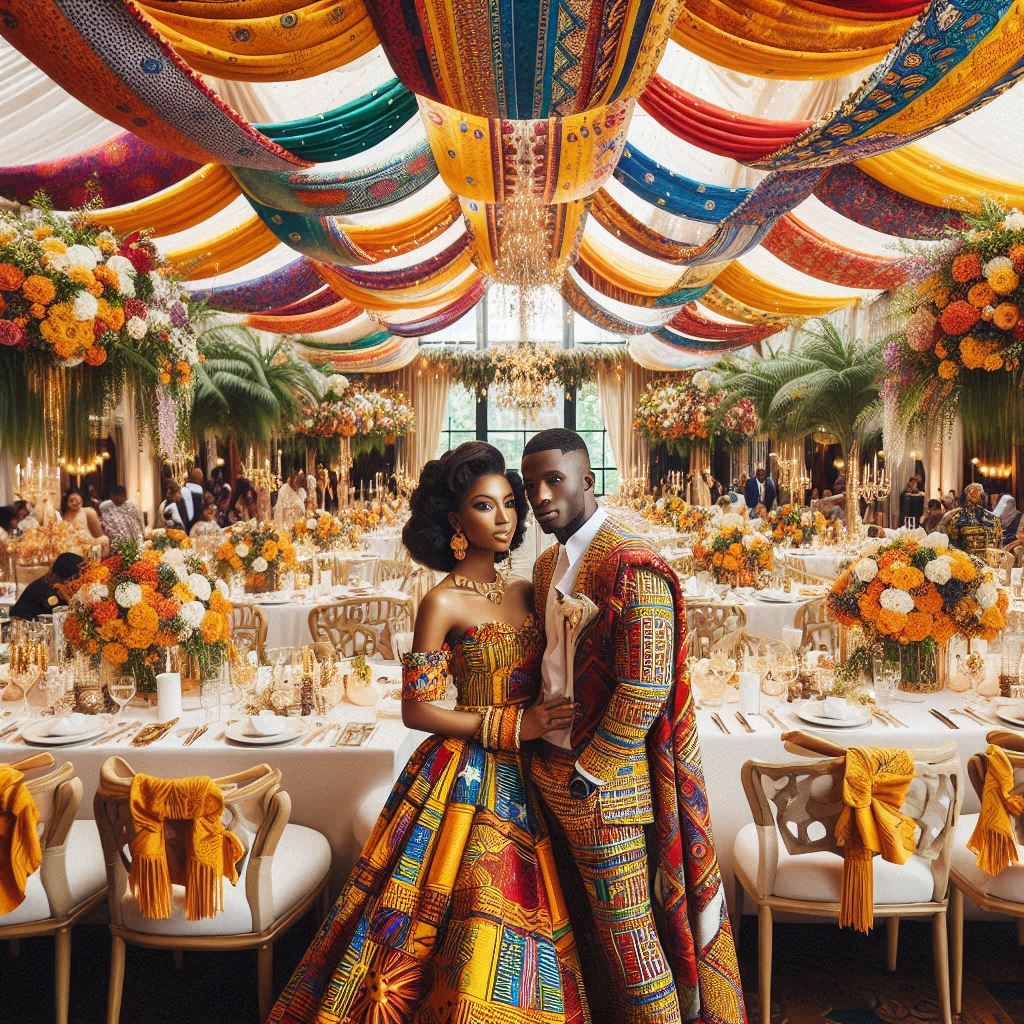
[540,507,608,753]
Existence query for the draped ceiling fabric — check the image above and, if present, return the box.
[2,0,1024,363]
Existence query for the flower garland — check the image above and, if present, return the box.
[216,521,296,589]
[764,503,828,547]
[145,527,192,551]
[634,371,757,453]
[890,201,1024,446]
[826,530,1008,684]
[693,513,773,586]
[299,376,414,454]
[63,541,232,694]
[631,494,713,538]
[292,511,352,552]
[0,202,197,459]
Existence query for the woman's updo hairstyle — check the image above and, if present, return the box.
[402,441,528,572]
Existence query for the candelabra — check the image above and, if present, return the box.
[241,448,281,494]
[774,455,811,498]
[14,457,61,518]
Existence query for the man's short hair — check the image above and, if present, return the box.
[522,429,590,459]
[111,485,127,497]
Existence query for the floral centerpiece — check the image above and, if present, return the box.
[634,370,757,454]
[292,511,346,552]
[826,530,1008,691]
[764,503,828,547]
[0,202,198,459]
[145,527,192,551]
[63,541,232,695]
[693,513,774,587]
[633,494,713,538]
[890,201,1024,448]
[299,375,414,456]
[215,521,296,593]
[12,519,96,562]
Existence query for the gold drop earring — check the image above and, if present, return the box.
[450,528,468,560]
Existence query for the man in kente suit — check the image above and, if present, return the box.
[521,429,745,1024]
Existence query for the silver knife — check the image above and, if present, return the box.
[710,712,730,735]
[735,711,755,733]
[300,722,329,747]
[929,708,959,730]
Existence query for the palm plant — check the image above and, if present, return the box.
[714,318,884,526]
[189,309,320,451]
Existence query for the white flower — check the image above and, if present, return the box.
[43,252,71,274]
[179,601,205,628]
[977,582,999,609]
[187,573,212,602]
[251,556,269,573]
[720,513,743,530]
[853,558,878,583]
[692,370,712,393]
[114,582,142,608]
[305,517,318,531]
[216,579,229,598]
[1003,210,1024,231]
[106,254,136,279]
[72,290,99,321]
[924,557,952,585]
[984,255,1013,276]
[235,543,250,558]
[126,316,148,340]
[326,374,349,396]
[879,588,915,614]
[921,532,949,550]
[65,244,99,270]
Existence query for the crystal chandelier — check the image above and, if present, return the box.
[491,344,559,417]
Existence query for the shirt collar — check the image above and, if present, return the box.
[563,506,607,568]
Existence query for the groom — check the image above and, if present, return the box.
[521,429,745,1024]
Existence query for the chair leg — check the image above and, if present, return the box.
[8,939,20,956]
[54,928,71,1024]
[257,942,274,1023]
[730,874,743,945]
[932,910,952,1024]
[173,950,184,970]
[950,887,964,1017]
[757,906,773,1024]
[107,935,126,1024]
[886,917,899,971]
[1017,917,1024,946]
[318,884,330,918]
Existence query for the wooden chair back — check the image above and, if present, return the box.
[309,597,412,658]
[231,604,268,662]
[372,554,411,586]
[778,553,834,588]
[968,736,1024,847]
[686,601,747,659]
[1,752,83,920]
[1005,538,1024,568]
[740,732,962,903]
[94,757,287,934]
[794,598,836,652]
[307,614,379,659]
[985,547,1014,584]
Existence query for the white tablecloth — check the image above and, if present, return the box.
[235,584,411,650]
[781,549,851,578]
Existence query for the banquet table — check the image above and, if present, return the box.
[0,663,425,890]
[780,548,852,578]
[234,582,412,650]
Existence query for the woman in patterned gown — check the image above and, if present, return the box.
[269,442,590,1024]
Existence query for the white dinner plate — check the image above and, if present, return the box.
[20,715,112,746]
[755,590,803,604]
[995,704,1024,728]
[252,593,294,606]
[224,720,303,745]
[795,705,872,729]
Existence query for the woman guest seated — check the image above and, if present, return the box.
[10,552,83,620]
[61,487,109,556]
[921,498,945,534]
[190,499,221,538]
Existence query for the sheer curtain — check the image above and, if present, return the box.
[596,361,654,487]
[383,364,451,477]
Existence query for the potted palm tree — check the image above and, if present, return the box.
[714,318,883,532]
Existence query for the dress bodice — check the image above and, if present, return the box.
[401,616,542,709]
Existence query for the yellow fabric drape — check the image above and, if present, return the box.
[315,257,479,311]
[857,145,1024,212]
[967,744,1024,877]
[0,765,42,915]
[671,5,898,80]
[136,0,377,82]
[834,747,917,933]
[87,165,239,236]
[714,262,860,318]
[702,287,794,328]
[346,196,462,259]
[167,216,278,279]
[128,774,245,921]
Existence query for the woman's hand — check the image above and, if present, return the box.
[520,695,576,743]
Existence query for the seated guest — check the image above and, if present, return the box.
[10,553,83,620]
[993,494,1021,545]
[157,480,188,530]
[273,467,307,528]
[749,501,768,525]
[0,506,16,540]
[100,485,145,547]
[921,498,945,533]
[939,482,1002,556]
[61,487,109,555]
[190,500,221,537]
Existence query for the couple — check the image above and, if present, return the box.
[268,431,745,1024]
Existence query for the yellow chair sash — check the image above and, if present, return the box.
[128,774,245,921]
[0,765,43,914]
[834,746,917,933]
[967,744,1024,877]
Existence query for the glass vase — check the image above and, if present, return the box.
[897,642,940,693]
[244,567,278,594]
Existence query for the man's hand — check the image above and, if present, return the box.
[520,695,576,742]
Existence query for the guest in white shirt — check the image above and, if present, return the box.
[273,468,307,527]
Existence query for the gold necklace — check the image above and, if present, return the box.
[452,573,506,605]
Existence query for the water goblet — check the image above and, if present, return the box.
[108,674,136,720]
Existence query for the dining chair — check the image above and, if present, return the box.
[793,598,836,652]
[0,752,107,1024]
[93,756,331,1024]
[984,546,1014,584]
[307,610,380,660]
[310,596,412,659]
[1004,537,1024,568]
[230,604,268,663]
[372,553,411,586]
[949,730,1024,1017]
[778,553,834,589]
[734,731,962,1024]
[685,601,747,659]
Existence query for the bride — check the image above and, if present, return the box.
[269,441,589,1023]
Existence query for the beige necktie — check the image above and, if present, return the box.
[553,545,569,596]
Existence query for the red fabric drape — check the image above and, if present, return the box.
[244,297,362,334]
[667,304,778,344]
[638,75,811,163]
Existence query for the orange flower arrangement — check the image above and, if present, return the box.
[216,521,296,593]
[693,513,773,586]
[951,251,981,282]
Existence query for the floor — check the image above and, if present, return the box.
[0,917,1020,1023]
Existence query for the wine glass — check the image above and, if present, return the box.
[108,674,136,720]
[200,669,223,724]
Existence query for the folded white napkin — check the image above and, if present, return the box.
[48,712,93,736]
[248,711,286,736]
[821,696,857,720]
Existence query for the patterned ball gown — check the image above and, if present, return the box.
[268,615,591,1024]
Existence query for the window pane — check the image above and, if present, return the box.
[446,384,477,430]
[575,383,604,429]
[485,432,528,469]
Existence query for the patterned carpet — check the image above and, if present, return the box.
[0,917,1021,1022]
